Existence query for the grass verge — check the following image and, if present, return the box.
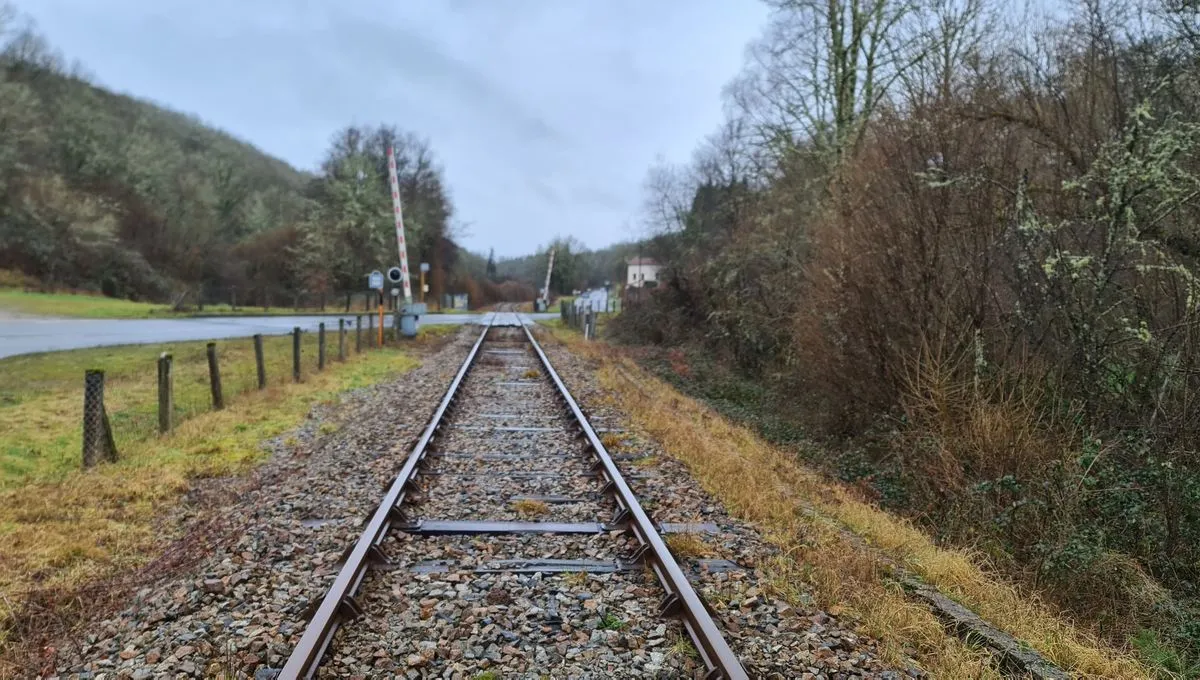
[0,289,393,319]
[545,327,1151,679]
[0,331,437,651]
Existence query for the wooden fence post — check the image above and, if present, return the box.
[206,342,224,410]
[367,314,375,348]
[318,322,326,370]
[292,327,302,382]
[253,334,266,389]
[338,318,346,361]
[157,353,173,433]
[355,315,363,353]
[82,370,118,467]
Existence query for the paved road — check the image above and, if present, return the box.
[0,312,558,359]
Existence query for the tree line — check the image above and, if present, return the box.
[617,0,1200,667]
[0,6,472,310]
[484,237,642,297]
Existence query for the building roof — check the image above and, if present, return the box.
[626,257,659,266]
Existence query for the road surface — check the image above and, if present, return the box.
[0,312,557,360]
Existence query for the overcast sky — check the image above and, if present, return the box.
[14,0,768,257]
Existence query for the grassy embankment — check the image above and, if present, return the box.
[0,289,401,319]
[543,325,1151,679]
[0,289,459,319]
[0,328,449,649]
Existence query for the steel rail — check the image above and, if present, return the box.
[521,325,749,680]
[281,314,746,678]
[280,321,491,679]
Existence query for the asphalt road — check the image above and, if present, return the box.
[0,312,557,360]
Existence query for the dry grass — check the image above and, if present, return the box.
[600,433,624,450]
[665,533,712,559]
[0,335,426,652]
[544,328,1150,679]
[563,571,589,587]
[521,369,541,379]
[511,499,550,517]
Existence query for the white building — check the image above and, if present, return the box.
[625,257,661,288]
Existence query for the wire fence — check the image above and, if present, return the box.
[80,318,381,468]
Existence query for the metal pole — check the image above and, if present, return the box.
[367,313,375,348]
[158,353,173,433]
[206,342,224,410]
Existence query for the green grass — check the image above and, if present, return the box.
[0,290,172,318]
[597,612,625,630]
[0,289,391,319]
[0,329,439,644]
[0,331,369,487]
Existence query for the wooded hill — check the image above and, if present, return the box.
[0,10,469,310]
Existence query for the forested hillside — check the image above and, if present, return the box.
[615,0,1200,669]
[0,8,466,309]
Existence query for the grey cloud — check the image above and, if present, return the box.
[316,13,563,146]
[15,0,768,257]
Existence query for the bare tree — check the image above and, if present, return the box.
[730,0,926,166]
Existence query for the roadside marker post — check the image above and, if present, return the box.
[419,262,430,304]
[369,270,386,348]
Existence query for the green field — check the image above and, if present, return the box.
[0,331,388,486]
[0,289,173,318]
[0,289,454,319]
[0,328,450,642]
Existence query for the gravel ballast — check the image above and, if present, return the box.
[45,321,917,679]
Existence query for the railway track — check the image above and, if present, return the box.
[280,311,748,678]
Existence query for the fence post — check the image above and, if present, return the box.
[560,299,567,321]
[157,353,173,433]
[82,370,118,467]
[338,318,346,361]
[206,342,224,410]
[293,327,301,382]
[355,315,363,353]
[367,313,375,348]
[254,334,266,389]
[318,322,326,370]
